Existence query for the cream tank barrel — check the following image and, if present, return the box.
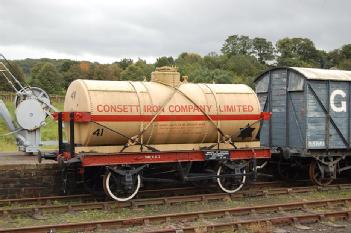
[64,67,262,146]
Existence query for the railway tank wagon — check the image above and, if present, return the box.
[255,67,351,185]
[43,67,271,201]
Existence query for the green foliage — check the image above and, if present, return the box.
[108,63,123,80]
[90,64,112,80]
[117,58,133,70]
[120,59,154,81]
[155,56,175,67]
[221,35,274,65]
[341,44,351,59]
[175,52,204,79]
[338,59,351,70]
[62,64,85,88]
[14,59,33,77]
[176,52,203,64]
[210,69,235,84]
[225,55,266,77]
[174,51,264,86]
[232,74,254,86]
[276,37,321,67]
[322,44,351,69]
[252,37,275,64]
[60,60,78,73]
[30,62,64,94]
[60,62,122,88]
[325,49,342,68]
[221,35,252,56]
[187,68,233,84]
[203,52,227,70]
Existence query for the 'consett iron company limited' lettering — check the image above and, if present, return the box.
[96,104,254,113]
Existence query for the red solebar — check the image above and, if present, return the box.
[53,112,271,122]
[79,148,271,167]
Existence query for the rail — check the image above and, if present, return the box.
[1,195,351,232]
[1,183,350,218]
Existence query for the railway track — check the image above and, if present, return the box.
[0,185,212,206]
[145,209,351,233]
[2,196,351,232]
[0,181,285,207]
[1,183,351,219]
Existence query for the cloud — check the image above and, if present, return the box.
[0,0,350,63]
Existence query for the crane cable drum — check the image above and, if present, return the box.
[0,54,58,153]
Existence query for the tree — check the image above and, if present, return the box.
[108,63,122,80]
[176,52,203,65]
[15,58,33,77]
[85,63,122,81]
[30,62,64,94]
[155,56,175,67]
[225,54,266,77]
[91,64,112,80]
[276,37,321,67]
[175,53,204,79]
[60,60,78,73]
[221,35,253,56]
[117,58,133,70]
[338,59,351,70]
[190,68,234,84]
[62,64,85,88]
[341,44,351,59]
[323,44,351,70]
[203,52,227,70]
[325,49,343,68]
[252,37,275,64]
[120,59,154,81]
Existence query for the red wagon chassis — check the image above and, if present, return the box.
[77,148,271,167]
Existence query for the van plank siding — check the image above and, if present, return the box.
[255,67,351,154]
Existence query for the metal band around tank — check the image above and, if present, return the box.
[204,83,221,144]
[128,81,144,145]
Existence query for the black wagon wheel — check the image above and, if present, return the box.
[309,160,334,186]
[216,161,247,194]
[103,168,141,202]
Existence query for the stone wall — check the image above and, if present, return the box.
[0,164,62,198]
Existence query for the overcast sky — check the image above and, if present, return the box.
[0,0,350,63]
